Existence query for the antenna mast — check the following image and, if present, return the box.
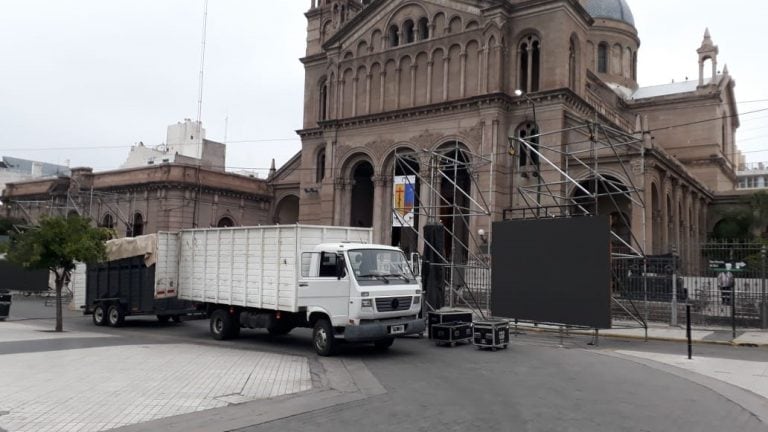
[196,0,209,156]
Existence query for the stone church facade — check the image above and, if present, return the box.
[270,0,742,270]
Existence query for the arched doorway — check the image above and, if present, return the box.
[274,195,299,224]
[349,161,374,227]
[390,150,420,255]
[437,143,471,263]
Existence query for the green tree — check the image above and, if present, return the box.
[749,191,768,239]
[5,216,110,332]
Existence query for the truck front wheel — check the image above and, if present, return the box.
[373,338,395,350]
[210,309,239,340]
[312,319,336,356]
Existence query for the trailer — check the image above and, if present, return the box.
[85,234,196,327]
[176,225,426,355]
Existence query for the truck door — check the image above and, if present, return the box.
[299,251,350,326]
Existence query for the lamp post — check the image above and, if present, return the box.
[515,89,541,217]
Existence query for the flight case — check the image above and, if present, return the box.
[428,310,473,338]
[473,320,510,350]
[432,322,473,347]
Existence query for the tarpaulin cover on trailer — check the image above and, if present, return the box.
[106,234,158,267]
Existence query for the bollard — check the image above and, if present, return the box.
[686,304,692,360]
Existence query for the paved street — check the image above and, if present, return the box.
[2,297,768,432]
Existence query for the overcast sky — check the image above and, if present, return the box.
[1,0,766,177]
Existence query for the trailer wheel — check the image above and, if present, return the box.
[157,315,170,323]
[373,338,395,351]
[92,304,107,326]
[210,309,238,340]
[312,318,336,356]
[107,305,125,327]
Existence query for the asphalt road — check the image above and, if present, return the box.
[5,298,768,432]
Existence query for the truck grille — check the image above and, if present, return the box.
[375,296,412,312]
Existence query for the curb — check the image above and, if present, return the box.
[512,324,752,347]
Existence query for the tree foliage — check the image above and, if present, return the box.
[5,215,111,331]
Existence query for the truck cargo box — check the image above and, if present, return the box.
[177,225,373,312]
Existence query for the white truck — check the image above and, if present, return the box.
[175,225,425,355]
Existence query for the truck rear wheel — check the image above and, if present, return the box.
[92,304,107,326]
[210,309,238,340]
[107,304,125,327]
[312,318,336,356]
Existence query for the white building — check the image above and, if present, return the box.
[121,119,225,171]
[737,162,768,190]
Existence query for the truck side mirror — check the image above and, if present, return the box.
[410,253,421,277]
[336,254,347,280]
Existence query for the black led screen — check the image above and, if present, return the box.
[491,216,612,329]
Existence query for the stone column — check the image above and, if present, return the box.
[442,57,449,101]
[379,71,386,112]
[372,175,389,244]
[365,73,372,114]
[394,67,402,109]
[333,178,347,226]
[459,51,467,97]
[410,64,417,107]
[351,76,358,116]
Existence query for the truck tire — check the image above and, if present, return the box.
[373,338,395,350]
[92,304,107,326]
[107,304,125,327]
[312,318,336,356]
[171,315,182,323]
[157,315,171,323]
[210,309,238,340]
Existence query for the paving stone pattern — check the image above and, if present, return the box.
[0,343,311,432]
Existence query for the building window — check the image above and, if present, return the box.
[518,35,540,93]
[418,17,429,40]
[569,38,576,89]
[597,42,608,73]
[319,80,328,121]
[131,213,144,237]
[316,149,326,182]
[516,122,539,168]
[217,216,234,227]
[101,214,114,229]
[403,20,415,44]
[388,25,399,47]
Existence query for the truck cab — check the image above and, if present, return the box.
[299,243,425,353]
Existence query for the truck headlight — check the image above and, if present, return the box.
[413,295,421,305]
[361,299,373,308]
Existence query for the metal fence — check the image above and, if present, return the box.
[612,242,768,330]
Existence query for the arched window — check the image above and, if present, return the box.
[597,42,608,73]
[217,217,234,228]
[403,20,415,44]
[569,38,576,89]
[316,148,326,182]
[516,122,539,168]
[388,25,399,47]
[518,35,540,93]
[319,79,328,121]
[101,213,114,229]
[418,17,429,40]
[131,213,144,237]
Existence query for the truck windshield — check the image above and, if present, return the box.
[348,249,414,284]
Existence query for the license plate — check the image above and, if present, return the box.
[390,324,405,335]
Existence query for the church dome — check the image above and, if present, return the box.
[583,0,635,26]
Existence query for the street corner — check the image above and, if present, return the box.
[0,343,312,432]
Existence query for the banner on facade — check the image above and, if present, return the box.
[392,175,416,227]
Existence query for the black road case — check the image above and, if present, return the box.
[432,322,473,346]
[473,320,510,350]
[428,310,473,338]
